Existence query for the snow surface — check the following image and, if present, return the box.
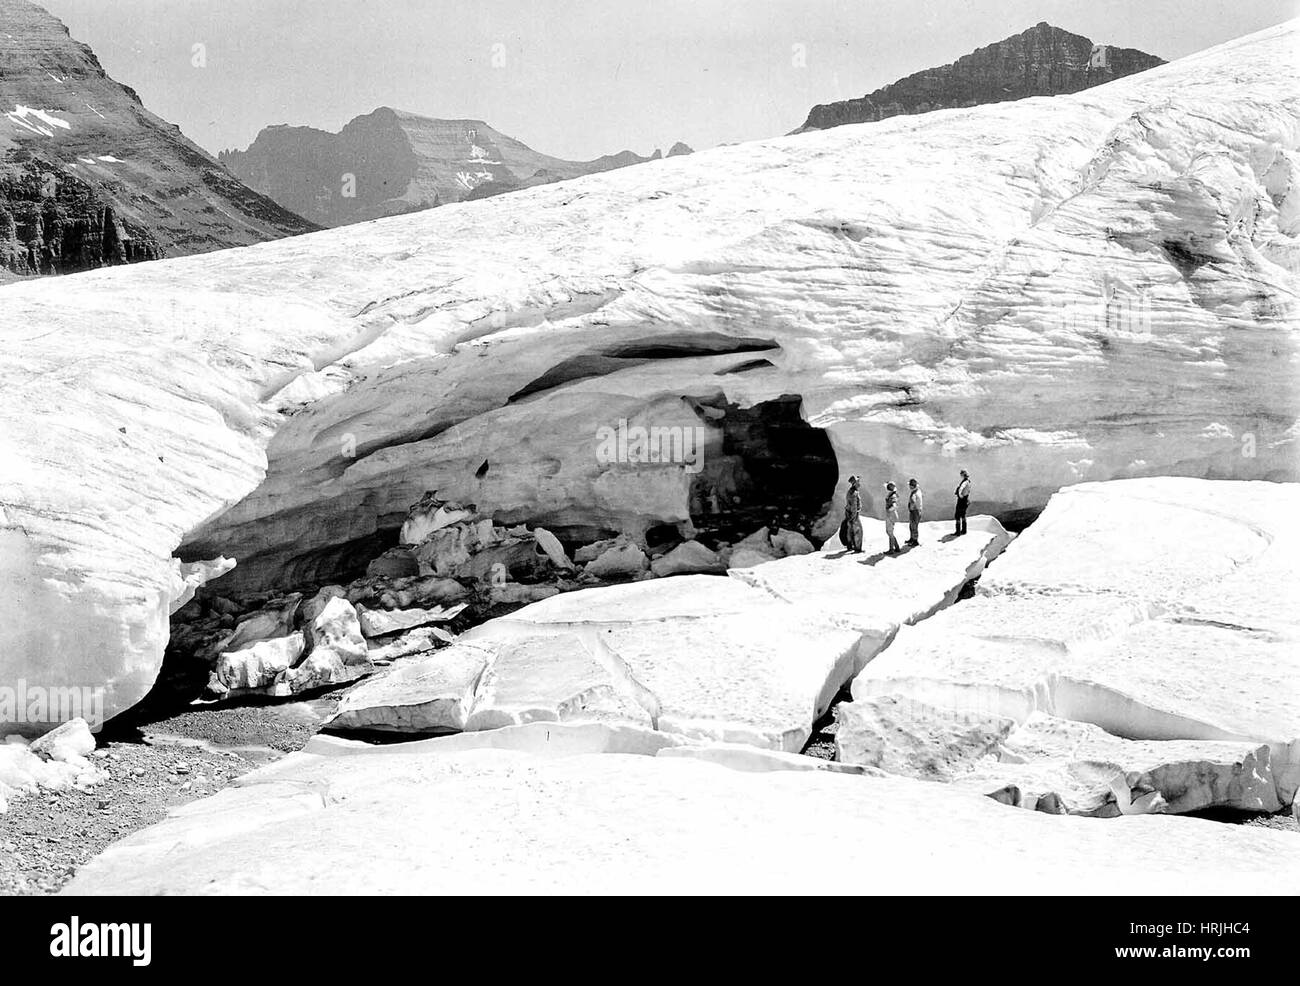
[5,104,71,136]
[851,478,1300,807]
[1,23,1297,726]
[59,722,1299,895]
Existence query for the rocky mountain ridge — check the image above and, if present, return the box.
[794,21,1165,133]
[0,0,316,276]
[219,108,694,227]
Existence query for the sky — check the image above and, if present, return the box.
[39,0,1300,161]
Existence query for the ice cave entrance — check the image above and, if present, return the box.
[687,394,838,547]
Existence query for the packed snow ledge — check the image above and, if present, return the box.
[62,724,1296,896]
[849,479,1300,816]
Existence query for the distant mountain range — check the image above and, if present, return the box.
[219,109,694,228]
[793,22,1164,133]
[0,0,316,276]
[0,3,1166,278]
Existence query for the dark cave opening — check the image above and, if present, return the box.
[687,394,838,547]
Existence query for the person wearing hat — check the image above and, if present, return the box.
[840,475,864,553]
[906,478,923,547]
[953,470,971,536]
[883,482,901,554]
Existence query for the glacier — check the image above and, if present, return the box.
[0,22,1297,728]
[850,478,1300,814]
[60,723,1299,895]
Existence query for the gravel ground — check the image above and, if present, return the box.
[0,688,349,896]
[136,688,347,753]
[0,739,252,895]
[1241,813,1299,833]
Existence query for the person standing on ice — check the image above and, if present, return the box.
[884,482,901,554]
[906,478,923,547]
[953,470,971,536]
[840,475,864,553]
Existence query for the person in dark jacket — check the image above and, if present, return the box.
[906,478,923,546]
[954,470,971,536]
[884,482,901,554]
[841,475,864,553]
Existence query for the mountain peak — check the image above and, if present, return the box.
[0,0,315,275]
[794,22,1165,134]
[222,106,689,227]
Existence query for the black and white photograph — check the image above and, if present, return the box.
[0,0,1295,933]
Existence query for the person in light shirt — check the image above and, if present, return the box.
[883,482,901,554]
[906,478,923,547]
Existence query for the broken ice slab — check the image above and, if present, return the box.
[328,522,1010,751]
[853,479,1300,810]
[61,724,1299,896]
[731,516,1011,664]
[952,714,1282,817]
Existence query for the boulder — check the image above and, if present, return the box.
[584,542,650,580]
[303,595,365,656]
[212,632,306,693]
[410,519,497,577]
[574,537,624,564]
[1,737,106,811]
[485,583,561,606]
[365,547,419,579]
[357,602,469,639]
[954,715,1283,817]
[390,577,471,609]
[219,595,302,653]
[532,527,573,570]
[28,718,96,764]
[210,597,242,617]
[459,537,549,582]
[327,643,492,733]
[346,575,469,611]
[298,585,347,627]
[770,529,815,557]
[650,540,725,577]
[725,527,780,569]
[287,596,370,691]
[399,494,478,546]
[367,625,455,665]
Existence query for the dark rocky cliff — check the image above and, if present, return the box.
[795,22,1164,133]
[0,0,316,276]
